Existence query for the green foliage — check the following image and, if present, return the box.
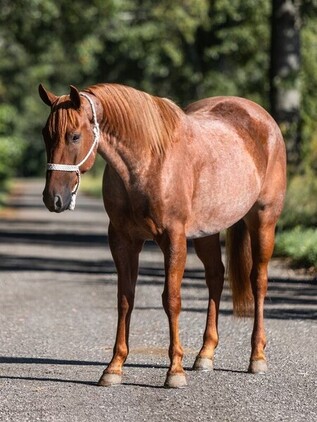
[0,104,25,187]
[0,0,115,178]
[275,227,317,267]
[300,15,317,168]
[276,169,317,267]
[279,172,317,229]
[273,4,317,267]
[0,0,274,182]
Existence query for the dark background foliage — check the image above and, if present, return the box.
[2,0,316,179]
[1,0,317,266]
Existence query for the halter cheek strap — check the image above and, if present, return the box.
[46,92,100,210]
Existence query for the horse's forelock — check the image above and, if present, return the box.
[48,96,81,138]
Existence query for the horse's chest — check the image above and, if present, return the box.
[104,183,162,239]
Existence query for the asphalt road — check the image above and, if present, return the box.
[0,179,316,422]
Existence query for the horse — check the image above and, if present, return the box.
[39,82,286,388]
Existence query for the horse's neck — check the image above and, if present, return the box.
[93,90,185,186]
[90,94,150,186]
[97,132,153,187]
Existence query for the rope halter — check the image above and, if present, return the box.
[46,92,100,210]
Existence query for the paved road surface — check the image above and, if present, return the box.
[0,179,316,422]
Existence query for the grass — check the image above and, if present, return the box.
[275,227,317,268]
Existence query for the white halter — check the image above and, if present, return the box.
[47,92,100,210]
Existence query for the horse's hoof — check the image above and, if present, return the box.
[97,372,122,387]
[248,359,267,374]
[193,357,213,372]
[164,373,187,389]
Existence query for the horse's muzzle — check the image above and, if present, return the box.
[42,190,72,213]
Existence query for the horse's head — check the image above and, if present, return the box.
[39,84,99,212]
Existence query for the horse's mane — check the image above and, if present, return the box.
[85,84,183,154]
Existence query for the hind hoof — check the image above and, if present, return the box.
[97,372,122,387]
[248,359,267,374]
[193,357,213,372]
[164,373,187,389]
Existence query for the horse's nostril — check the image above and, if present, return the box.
[54,194,63,211]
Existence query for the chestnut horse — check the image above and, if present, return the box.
[39,83,286,388]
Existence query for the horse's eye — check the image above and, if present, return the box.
[71,133,81,143]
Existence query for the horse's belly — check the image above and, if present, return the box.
[185,167,261,238]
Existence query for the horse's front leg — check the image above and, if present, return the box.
[157,227,187,388]
[98,223,143,387]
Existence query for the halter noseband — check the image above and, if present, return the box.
[46,92,100,210]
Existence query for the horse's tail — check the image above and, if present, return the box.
[226,219,253,317]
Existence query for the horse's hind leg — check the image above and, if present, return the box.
[245,210,277,374]
[98,223,143,387]
[192,234,225,371]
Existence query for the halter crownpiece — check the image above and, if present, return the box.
[46,92,100,210]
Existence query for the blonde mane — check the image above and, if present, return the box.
[86,84,183,154]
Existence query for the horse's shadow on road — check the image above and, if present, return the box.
[0,356,246,388]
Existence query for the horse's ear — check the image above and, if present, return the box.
[38,84,58,107]
[69,85,81,109]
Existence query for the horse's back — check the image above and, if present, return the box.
[185,96,272,123]
[185,96,282,150]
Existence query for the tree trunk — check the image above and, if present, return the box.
[270,0,301,166]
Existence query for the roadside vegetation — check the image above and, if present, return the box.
[275,172,317,268]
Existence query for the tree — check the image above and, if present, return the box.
[269,0,301,166]
[0,0,114,176]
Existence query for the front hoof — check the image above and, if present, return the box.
[193,357,213,372]
[248,359,268,374]
[97,372,122,387]
[164,373,187,389]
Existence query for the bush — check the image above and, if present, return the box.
[278,172,317,229]
[275,171,317,267]
[0,137,24,183]
[0,104,25,191]
[275,227,317,268]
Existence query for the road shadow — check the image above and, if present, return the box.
[0,356,167,370]
[1,187,316,323]
[0,375,97,387]
[0,356,247,388]
[0,230,108,247]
